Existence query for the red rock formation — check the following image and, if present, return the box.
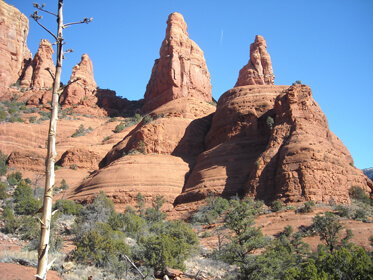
[246,84,372,203]
[29,39,55,89]
[7,150,46,172]
[69,154,190,210]
[60,53,97,106]
[235,35,275,87]
[176,84,372,205]
[0,1,32,93]
[142,12,212,113]
[175,85,287,204]
[57,148,100,170]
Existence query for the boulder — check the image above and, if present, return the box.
[142,12,212,113]
[235,35,275,87]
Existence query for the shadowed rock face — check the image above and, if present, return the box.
[142,12,212,113]
[235,35,275,87]
[30,39,55,89]
[0,1,32,93]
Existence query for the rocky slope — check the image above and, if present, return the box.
[142,12,212,113]
[363,168,373,181]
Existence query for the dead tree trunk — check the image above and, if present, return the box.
[35,1,64,279]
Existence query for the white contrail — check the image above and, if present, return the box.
[220,29,224,47]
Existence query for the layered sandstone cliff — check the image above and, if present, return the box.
[142,12,212,113]
[0,1,32,93]
[235,35,275,86]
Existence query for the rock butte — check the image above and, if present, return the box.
[0,4,371,210]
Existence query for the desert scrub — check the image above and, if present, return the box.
[72,124,93,137]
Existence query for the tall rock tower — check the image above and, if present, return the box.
[235,35,275,86]
[142,12,212,113]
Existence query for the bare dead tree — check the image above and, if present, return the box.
[30,2,91,279]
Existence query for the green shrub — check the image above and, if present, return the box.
[143,115,153,125]
[14,196,42,215]
[0,182,8,199]
[29,116,37,123]
[334,204,350,218]
[60,179,69,190]
[72,124,92,137]
[352,209,369,222]
[53,199,83,215]
[7,171,23,186]
[349,186,371,205]
[296,200,315,213]
[1,207,20,234]
[0,149,7,176]
[13,180,32,202]
[266,116,275,130]
[191,196,229,224]
[271,200,283,212]
[114,122,125,133]
[0,110,7,121]
[74,222,130,268]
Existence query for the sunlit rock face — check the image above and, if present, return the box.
[142,12,212,113]
[235,35,275,87]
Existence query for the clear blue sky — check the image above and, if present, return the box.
[10,0,373,169]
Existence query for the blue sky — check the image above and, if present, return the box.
[9,0,373,169]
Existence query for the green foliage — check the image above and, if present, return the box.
[70,164,78,170]
[14,195,41,215]
[349,186,372,205]
[125,113,142,127]
[0,149,7,176]
[29,116,37,123]
[60,179,69,190]
[266,116,275,130]
[122,211,146,242]
[352,208,369,222]
[288,246,373,279]
[271,200,283,212]
[296,200,315,213]
[144,220,199,271]
[192,196,229,224]
[0,182,8,200]
[312,212,352,253]
[74,222,130,268]
[7,171,23,186]
[13,180,32,202]
[53,199,82,215]
[143,115,153,125]
[295,80,302,85]
[1,207,20,234]
[72,124,92,137]
[220,198,268,278]
[333,204,350,218]
[114,122,125,133]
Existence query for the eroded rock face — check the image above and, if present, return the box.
[246,84,372,203]
[60,54,97,106]
[175,85,287,204]
[0,1,32,93]
[235,35,275,87]
[57,148,100,170]
[142,12,212,113]
[29,39,55,89]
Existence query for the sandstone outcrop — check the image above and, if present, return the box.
[7,150,46,172]
[60,54,97,106]
[246,84,372,203]
[0,1,32,93]
[176,85,372,204]
[71,97,216,207]
[28,39,55,89]
[142,12,212,113]
[57,148,100,170]
[69,154,190,211]
[235,35,275,87]
[175,85,287,204]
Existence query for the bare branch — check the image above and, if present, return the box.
[33,3,57,17]
[64,17,93,28]
[30,12,57,40]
